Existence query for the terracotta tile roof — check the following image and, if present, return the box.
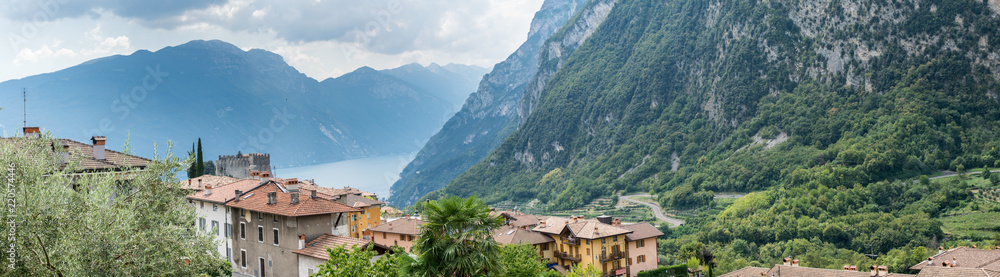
[492,225,554,245]
[503,213,540,228]
[1,138,152,171]
[622,222,664,241]
[186,179,266,204]
[566,219,632,239]
[225,181,359,217]
[179,174,240,191]
[292,233,387,260]
[719,266,768,277]
[760,265,872,277]
[914,267,1000,277]
[369,217,424,236]
[335,194,384,208]
[532,216,572,235]
[910,247,1000,271]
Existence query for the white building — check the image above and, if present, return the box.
[186,178,266,261]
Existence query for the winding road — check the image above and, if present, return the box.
[620,194,685,228]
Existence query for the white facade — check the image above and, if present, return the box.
[297,255,326,277]
[191,199,234,261]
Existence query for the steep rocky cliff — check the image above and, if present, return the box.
[387,0,599,206]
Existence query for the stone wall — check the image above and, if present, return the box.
[217,153,271,179]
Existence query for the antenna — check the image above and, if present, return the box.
[22,88,27,126]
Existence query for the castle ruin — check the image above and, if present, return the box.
[217,153,271,179]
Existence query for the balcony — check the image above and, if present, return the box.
[555,251,582,262]
[600,252,626,262]
[560,237,580,245]
[602,268,627,277]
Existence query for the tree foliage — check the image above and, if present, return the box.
[403,196,504,276]
[312,244,402,277]
[0,134,227,276]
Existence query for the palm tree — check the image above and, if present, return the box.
[402,196,504,276]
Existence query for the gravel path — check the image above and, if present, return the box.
[620,194,685,228]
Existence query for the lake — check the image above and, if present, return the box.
[275,154,414,200]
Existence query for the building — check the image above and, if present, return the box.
[909,246,1000,272]
[533,215,633,276]
[368,217,424,252]
[180,174,239,191]
[186,178,265,261]
[721,258,917,277]
[493,225,556,262]
[293,233,390,277]
[226,178,358,277]
[494,210,541,229]
[3,127,152,175]
[334,194,385,239]
[622,222,663,275]
[217,153,271,179]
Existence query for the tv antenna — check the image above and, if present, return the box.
[22,88,27,126]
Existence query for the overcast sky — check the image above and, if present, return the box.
[0,0,544,82]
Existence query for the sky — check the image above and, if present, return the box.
[0,0,545,82]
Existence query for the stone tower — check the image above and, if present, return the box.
[217,153,271,179]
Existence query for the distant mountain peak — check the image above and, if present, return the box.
[173,39,245,53]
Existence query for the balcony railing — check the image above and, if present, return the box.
[600,252,626,262]
[602,268,627,277]
[560,237,580,245]
[555,251,582,261]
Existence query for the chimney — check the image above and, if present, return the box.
[59,144,69,163]
[205,184,213,196]
[290,192,299,204]
[844,265,852,271]
[869,265,877,277]
[91,136,106,160]
[952,257,957,268]
[261,171,271,182]
[792,259,799,267]
[267,192,277,205]
[298,234,306,249]
[250,170,260,179]
[783,257,792,266]
[877,265,888,277]
[286,178,299,191]
[311,190,317,199]
[593,227,599,235]
[23,127,40,138]
[198,179,203,188]
[972,245,977,249]
[234,190,242,202]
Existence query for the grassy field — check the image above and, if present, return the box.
[939,212,1000,240]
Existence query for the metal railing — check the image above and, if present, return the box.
[600,252,626,262]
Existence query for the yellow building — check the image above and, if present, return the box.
[534,216,633,276]
[336,194,384,239]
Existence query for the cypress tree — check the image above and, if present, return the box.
[196,138,204,176]
[187,142,196,178]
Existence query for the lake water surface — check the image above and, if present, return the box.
[276,154,414,200]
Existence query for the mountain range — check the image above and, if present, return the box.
[0,40,487,167]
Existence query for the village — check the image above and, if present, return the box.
[9,127,1000,277]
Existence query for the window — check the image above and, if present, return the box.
[226,206,230,214]
[638,255,646,263]
[200,202,204,209]
[258,226,264,243]
[273,214,278,223]
[213,204,218,211]
[586,248,590,256]
[637,239,644,248]
[240,222,246,239]
[199,218,206,231]
[225,223,232,238]
[361,209,365,215]
[367,213,371,219]
[240,249,247,268]
[188,199,193,204]
[212,220,219,235]
[273,228,279,245]
[226,247,231,262]
[601,238,606,244]
[352,225,356,233]
[258,212,263,220]
[586,240,590,245]
[383,233,386,239]
[352,214,357,221]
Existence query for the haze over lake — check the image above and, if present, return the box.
[277,154,414,200]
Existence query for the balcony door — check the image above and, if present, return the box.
[259,258,266,277]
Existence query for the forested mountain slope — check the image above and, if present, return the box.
[435,0,1000,271]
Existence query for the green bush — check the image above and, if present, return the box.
[636,264,689,277]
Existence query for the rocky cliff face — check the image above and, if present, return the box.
[387,0,593,206]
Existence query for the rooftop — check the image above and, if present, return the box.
[532,216,632,239]
[225,181,359,217]
[910,247,1000,271]
[335,194,385,208]
[179,174,240,191]
[292,233,389,260]
[1,137,152,172]
[622,222,664,241]
[369,217,424,236]
[492,225,555,245]
[186,179,266,204]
